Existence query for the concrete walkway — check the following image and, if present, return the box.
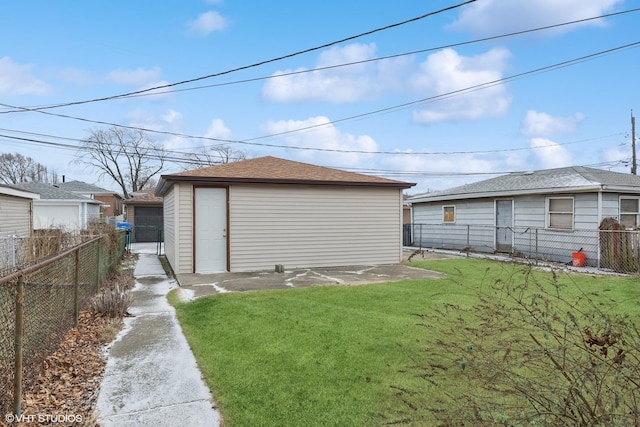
[95,243,220,426]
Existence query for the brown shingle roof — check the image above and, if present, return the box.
[125,188,163,205]
[157,156,414,195]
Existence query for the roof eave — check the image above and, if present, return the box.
[156,175,414,196]
[408,185,613,203]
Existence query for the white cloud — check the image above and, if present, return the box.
[189,11,227,36]
[262,43,410,103]
[204,118,231,140]
[411,48,512,124]
[262,116,378,166]
[136,80,173,100]
[126,108,183,132]
[602,145,630,165]
[106,67,162,86]
[0,56,50,96]
[449,0,623,36]
[521,110,585,137]
[383,150,499,193]
[530,137,572,168]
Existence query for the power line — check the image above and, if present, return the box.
[0,126,625,160]
[0,1,476,113]
[0,41,636,156]
[244,41,640,142]
[2,6,637,111]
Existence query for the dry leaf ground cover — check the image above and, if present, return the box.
[6,255,136,427]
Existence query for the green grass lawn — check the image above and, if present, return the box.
[171,259,640,426]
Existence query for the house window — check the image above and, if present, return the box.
[547,197,573,229]
[443,205,455,223]
[620,197,640,228]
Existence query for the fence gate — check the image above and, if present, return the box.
[495,200,513,252]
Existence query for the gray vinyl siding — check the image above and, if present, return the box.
[410,191,637,266]
[514,195,545,228]
[163,186,176,270]
[602,193,624,220]
[574,193,599,229]
[229,184,403,272]
[0,194,32,237]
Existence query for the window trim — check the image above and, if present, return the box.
[546,196,574,230]
[619,196,640,229]
[442,205,456,223]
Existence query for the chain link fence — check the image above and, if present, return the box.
[0,231,93,277]
[0,231,126,416]
[410,223,640,274]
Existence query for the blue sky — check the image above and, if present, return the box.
[1,0,639,194]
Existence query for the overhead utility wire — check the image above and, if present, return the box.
[3,6,637,111]
[0,133,207,166]
[244,40,640,142]
[0,132,628,178]
[3,0,476,113]
[55,7,640,101]
[0,41,636,155]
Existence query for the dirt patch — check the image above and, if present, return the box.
[402,248,462,262]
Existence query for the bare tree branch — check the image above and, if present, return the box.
[183,145,247,168]
[75,127,166,198]
[0,153,51,184]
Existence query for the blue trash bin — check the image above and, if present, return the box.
[116,221,132,248]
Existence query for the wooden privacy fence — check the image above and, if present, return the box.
[0,232,126,417]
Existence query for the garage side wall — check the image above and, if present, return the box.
[163,186,176,271]
[229,184,403,272]
[175,183,194,274]
[0,195,32,237]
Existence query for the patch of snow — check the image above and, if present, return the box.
[175,288,196,302]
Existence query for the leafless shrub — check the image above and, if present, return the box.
[89,284,133,318]
[406,266,640,426]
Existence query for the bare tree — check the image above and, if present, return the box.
[0,152,51,184]
[184,144,247,167]
[76,127,166,198]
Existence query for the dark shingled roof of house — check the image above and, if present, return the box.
[12,182,102,202]
[408,166,640,203]
[56,180,119,195]
[156,156,415,195]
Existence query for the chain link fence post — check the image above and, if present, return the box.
[74,249,80,327]
[12,275,24,417]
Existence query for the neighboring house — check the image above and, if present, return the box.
[123,188,164,243]
[0,184,39,237]
[12,182,102,231]
[155,156,415,273]
[407,166,640,266]
[56,180,124,217]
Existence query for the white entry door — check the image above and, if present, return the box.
[195,188,227,273]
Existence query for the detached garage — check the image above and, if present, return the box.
[124,189,164,243]
[156,156,414,273]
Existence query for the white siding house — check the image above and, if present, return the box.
[408,166,640,267]
[12,182,102,231]
[156,156,414,273]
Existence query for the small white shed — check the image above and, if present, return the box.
[156,156,415,273]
